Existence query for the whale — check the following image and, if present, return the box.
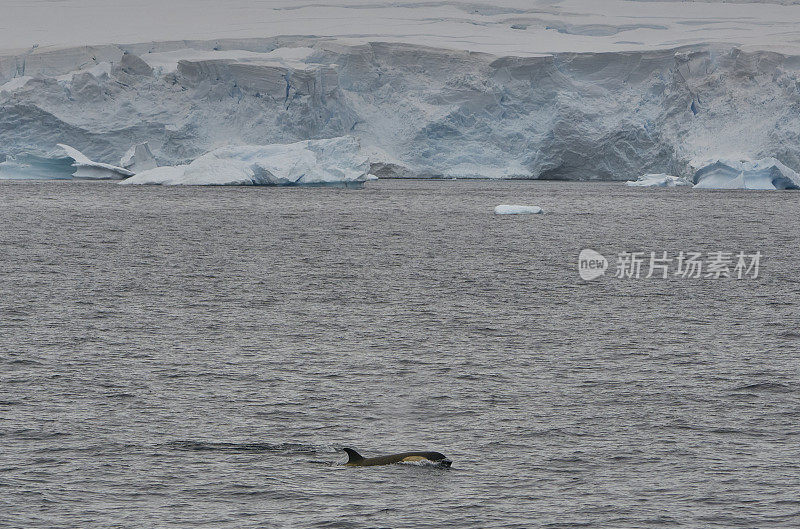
[342,447,451,467]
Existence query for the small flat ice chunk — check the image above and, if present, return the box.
[58,144,135,179]
[693,158,800,190]
[121,136,369,186]
[494,205,543,215]
[626,173,691,187]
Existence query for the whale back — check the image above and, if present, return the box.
[343,448,450,467]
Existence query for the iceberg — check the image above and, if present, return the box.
[120,143,158,173]
[0,143,154,180]
[0,153,75,180]
[494,205,543,215]
[692,158,800,190]
[121,136,370,186]
[626,174,691,187]
[57,144,134,179]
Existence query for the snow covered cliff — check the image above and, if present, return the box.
[1,1,800,181]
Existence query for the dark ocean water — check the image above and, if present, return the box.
[1,179,799,528]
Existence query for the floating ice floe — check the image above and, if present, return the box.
[494,205,543,215]
[57,144,134,179]
[692,158,800,190]
[120,136,370,186]
[625,174,691,187]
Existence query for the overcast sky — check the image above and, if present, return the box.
[1,0,799,55]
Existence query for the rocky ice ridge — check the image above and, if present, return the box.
[1,1,800,181]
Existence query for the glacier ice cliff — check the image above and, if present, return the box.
[120,136,370,186]
[3,36,800,180]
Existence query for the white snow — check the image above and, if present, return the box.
[58,144,134,179]
[120,136,369,186]
[494,205,543,215]
[626,174,692,187]
[692,158,800,190]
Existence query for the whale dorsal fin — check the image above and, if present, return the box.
[343,447,364,464]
